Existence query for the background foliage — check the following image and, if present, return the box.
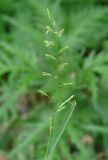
[0,0,108,159]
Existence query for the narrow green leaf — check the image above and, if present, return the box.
[46,101,76,160]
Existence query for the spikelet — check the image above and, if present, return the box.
[47,8,52,20]
[58,83,73,87]
[42,72,52,77]
[59,46,69,54]
[37,90,49,97]
[45,54,56,61]
[59,62,68,71]
[58,29,64,37]
[44,40,55,47]
[57,106,66,112]
[46,25,53,35]
[58,95,74,109]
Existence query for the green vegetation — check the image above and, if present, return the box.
[0,0,108,159]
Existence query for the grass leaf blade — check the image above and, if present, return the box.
[46,101,76,160]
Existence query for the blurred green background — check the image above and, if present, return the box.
[0,0,108,159]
